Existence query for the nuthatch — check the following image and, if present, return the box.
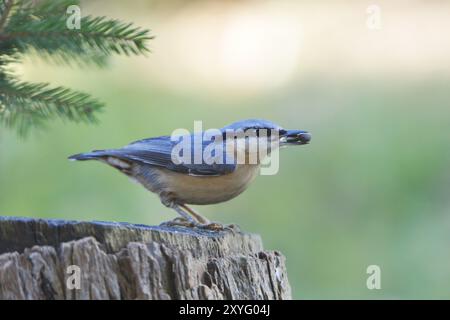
[69,119,311,230]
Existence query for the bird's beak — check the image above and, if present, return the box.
[279,130,311,145]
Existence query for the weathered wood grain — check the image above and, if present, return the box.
[0,217,291,300]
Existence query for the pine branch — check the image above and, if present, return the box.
[0,0,153,136]
[0,78,103,135]
[0,0,14,33]
[1,16,153,56]
[0,1,153,66]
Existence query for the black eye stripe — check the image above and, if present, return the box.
[222,127,278,139]
[244,128,273,137]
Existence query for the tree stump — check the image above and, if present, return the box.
[0,217,291,300]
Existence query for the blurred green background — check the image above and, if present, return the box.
[1,0,450,299]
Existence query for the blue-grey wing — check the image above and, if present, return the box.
[110,135,236,176]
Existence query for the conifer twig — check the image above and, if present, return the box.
[0,0,152,136]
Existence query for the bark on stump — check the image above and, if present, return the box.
[0,217,291,300]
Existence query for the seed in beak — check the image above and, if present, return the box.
[298,132,311,144]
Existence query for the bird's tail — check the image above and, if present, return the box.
[68,150,110,161]
[68,149,133,174]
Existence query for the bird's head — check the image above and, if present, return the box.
[221,119,311,147]
[220,119,310,164]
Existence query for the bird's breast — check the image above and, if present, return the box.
[140,164,260,205]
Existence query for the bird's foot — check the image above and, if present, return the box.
[197,222,241,233]
[161,217,241,233]
[160,217,196,228]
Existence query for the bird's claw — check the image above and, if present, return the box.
[225,223,241,233]
[161,217,240,233]
[160,217,196,228]
[197,222,241,233]
[197,222,224,231]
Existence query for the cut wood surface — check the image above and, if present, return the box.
[0,217,292,300]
